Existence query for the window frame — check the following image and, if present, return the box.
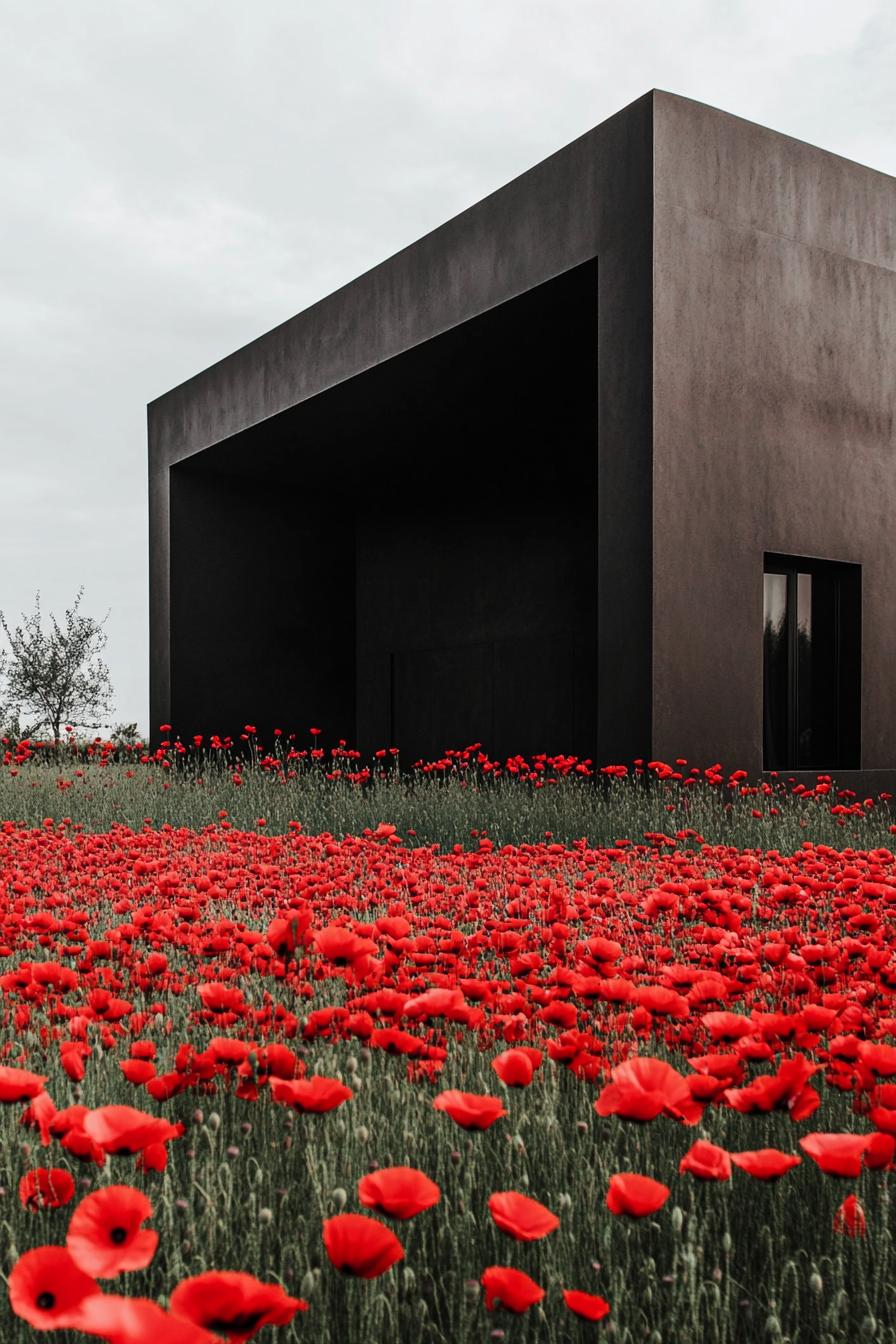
[762,552,861,772]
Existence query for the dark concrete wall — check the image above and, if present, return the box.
[149,92,654,761]
[652,91,896,784]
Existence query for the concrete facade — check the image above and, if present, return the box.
[148,90,896,793]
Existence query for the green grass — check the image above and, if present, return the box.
[2,1027,894,1343]
[0,744,892,852]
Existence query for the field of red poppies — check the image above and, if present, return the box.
[2,738,896,1341]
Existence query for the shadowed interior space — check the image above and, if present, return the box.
[169,258,599,763]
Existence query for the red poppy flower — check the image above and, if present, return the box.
[833,1194,867,1238]
[0,1064,48,1103]
[480,1266,545,1313]
[314,925,377,965]
[60,1042,92,1083]
[357,1166,441,1219]
[137,1141,170,1173]
[82,1105,184,1155]
[730,1149,802,1179]
[21,1089,58,1147]
[432,1090,507,1130]
[170,1270,308,1342]
[857,1041,896,1077]
[270,1076,353,1113]
[563,1289,611,1321]
[322,1213,404,1278]
[197,983,247,1014]
[60,1124,108,1166]
[19,1166,76,1211]
[723,1055,820,1122]
[701,1011,753,1041]
[266,909,312,957]
[595,1056,703,1125]
[66,1185,158,1277]
[7,1245,99,1330]
[491,1048,541,1087]
[369,1027,424,1056]
[678,1140,732,1181]
[606,1173,670,1217]
[76,1293,220,1343]
[488,1191,560,1240]
[864,1132,895,1170]
[403,987,472,1022]
[146,1073,187,1104]
[798,1133,875,1178]
[635,985,690,1017]
[120,1059,157,1085]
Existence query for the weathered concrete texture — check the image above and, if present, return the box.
[150,89,896,795]
[652,92,896,785]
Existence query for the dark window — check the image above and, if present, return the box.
[763,554,860,771]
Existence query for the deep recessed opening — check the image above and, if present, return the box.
[168,258,599,762]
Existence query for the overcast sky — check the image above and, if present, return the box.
[1,1,893,737]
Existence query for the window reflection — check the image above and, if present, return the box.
[763,574,788,769]
[763,557,860,771]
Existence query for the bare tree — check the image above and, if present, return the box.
[0,587,115,743]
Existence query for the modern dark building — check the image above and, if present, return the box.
[148,90,896,792]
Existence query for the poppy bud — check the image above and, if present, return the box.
[299,1269,318,1299]
[330,1188,348,1213]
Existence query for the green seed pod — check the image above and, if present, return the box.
[722,1232,732,1253]
[207,1111,221,1134]
[299,1269,317,1299]
[671,1205,684,1234]
[330,1187,348,1212]
[355,1125,369,1144]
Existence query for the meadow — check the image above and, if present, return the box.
[2,731,896,1342]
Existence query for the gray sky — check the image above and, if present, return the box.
[1,1,893,737]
